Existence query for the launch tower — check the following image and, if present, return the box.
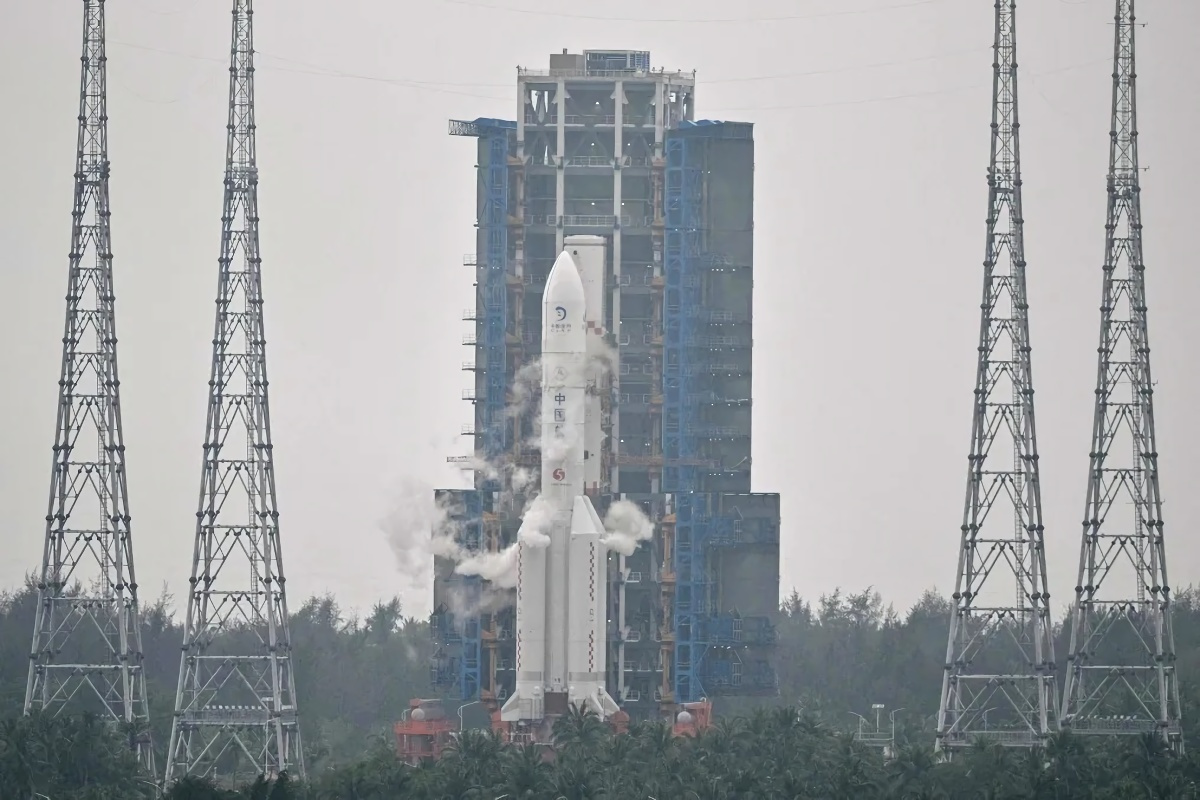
[433,49,781,727]
[1060,0,1184,752]
[165,0,304,782]
[935,2,1058,755]
[24,0,155,776]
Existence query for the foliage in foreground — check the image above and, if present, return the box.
[4,581,1200,796]
[4,708,1200,799]
[4,581,1200,769]
[0,714,155,800]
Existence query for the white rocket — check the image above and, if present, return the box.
[500,244,620,725]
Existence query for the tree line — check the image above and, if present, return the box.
[6,707,1200,798]
[2,579,1200,797]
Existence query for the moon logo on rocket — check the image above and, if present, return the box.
[555,305,567,321]
[552,468,565,482]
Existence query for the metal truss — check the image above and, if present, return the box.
[1060,0,1183,752]
[936,0,1058,755]
[165,0,304,783]
[24,0,156,778]
[442,118,517,704]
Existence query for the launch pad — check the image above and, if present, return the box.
[491,705,633,748]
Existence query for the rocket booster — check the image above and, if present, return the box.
[500,248,619,724]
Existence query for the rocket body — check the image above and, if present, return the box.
[570,236,608,496]
[501,248,619,725]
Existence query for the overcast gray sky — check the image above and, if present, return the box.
[2,0,1198,621]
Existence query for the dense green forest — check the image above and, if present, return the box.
[4,580,1200,797]
[8,708,1200,798]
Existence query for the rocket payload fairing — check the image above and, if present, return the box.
[500,246,620,725]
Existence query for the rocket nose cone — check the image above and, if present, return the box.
[544,250,586,314]
[543,250,587,353]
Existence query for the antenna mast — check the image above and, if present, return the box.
[165,0,305,782]
[24,0,156,777]
[935,0,1057,755]
[1060,0,1183,752]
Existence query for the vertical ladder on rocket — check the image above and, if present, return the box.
[501,249,620,724]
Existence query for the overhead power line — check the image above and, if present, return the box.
[108,39,1109,113]
[431,0,947,24]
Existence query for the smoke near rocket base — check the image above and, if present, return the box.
[516,494,554,548]
[600,500,654,557]
[384,415,643,615]
[383,246,638,635]
[449,467,649,590]
[395,497,646,629]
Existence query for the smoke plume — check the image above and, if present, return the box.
[455,546,519,589]
[384,330,628,614]
[601,499,655,556]
[505,358,544,421]
[379,478,446,603]
[517,494,555,549]
[443,581,513,621]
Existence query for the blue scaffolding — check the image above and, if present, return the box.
[428,489,485,698]
[449,117,516,484]
[663,130,707,702]
[698,657,776,694]
[703,499,780,694]
[664,121,761,703]
[458,491,484,700]
[445,117,516,700]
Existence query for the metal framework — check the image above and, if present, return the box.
[936,0,1058,754]
[662,124,775,704]
[435,71,779,717]
[663,133,705,702]
[24,0,155,776]
[435,118,517,704]
[449,116,513,483]
[165,0,304,782]
[1060,0,1183,751]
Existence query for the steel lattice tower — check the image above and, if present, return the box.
[24,0,156,777]
[935,0,1057,755]
[165,0,304,783]
[1060,0,1183,752]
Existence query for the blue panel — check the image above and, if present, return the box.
[584,50,651,73]
[697,657,776,696]
[665,124,769,704]
[676,120,754,138]
[481,131,509,485]
[430,651,459,688]
[661,135,703,493]
[703,614,776,647]
[445,119,515,701]
[449,117,517,138]
[429,488,486,699]
[706,515,780,548]
[459,491,484,700]
[663,132,708,702]
[701,658,735,692]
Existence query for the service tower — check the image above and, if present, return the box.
[432,49,782,731]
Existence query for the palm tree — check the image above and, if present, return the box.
[552,705,609,752]
[500,744,551,798]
